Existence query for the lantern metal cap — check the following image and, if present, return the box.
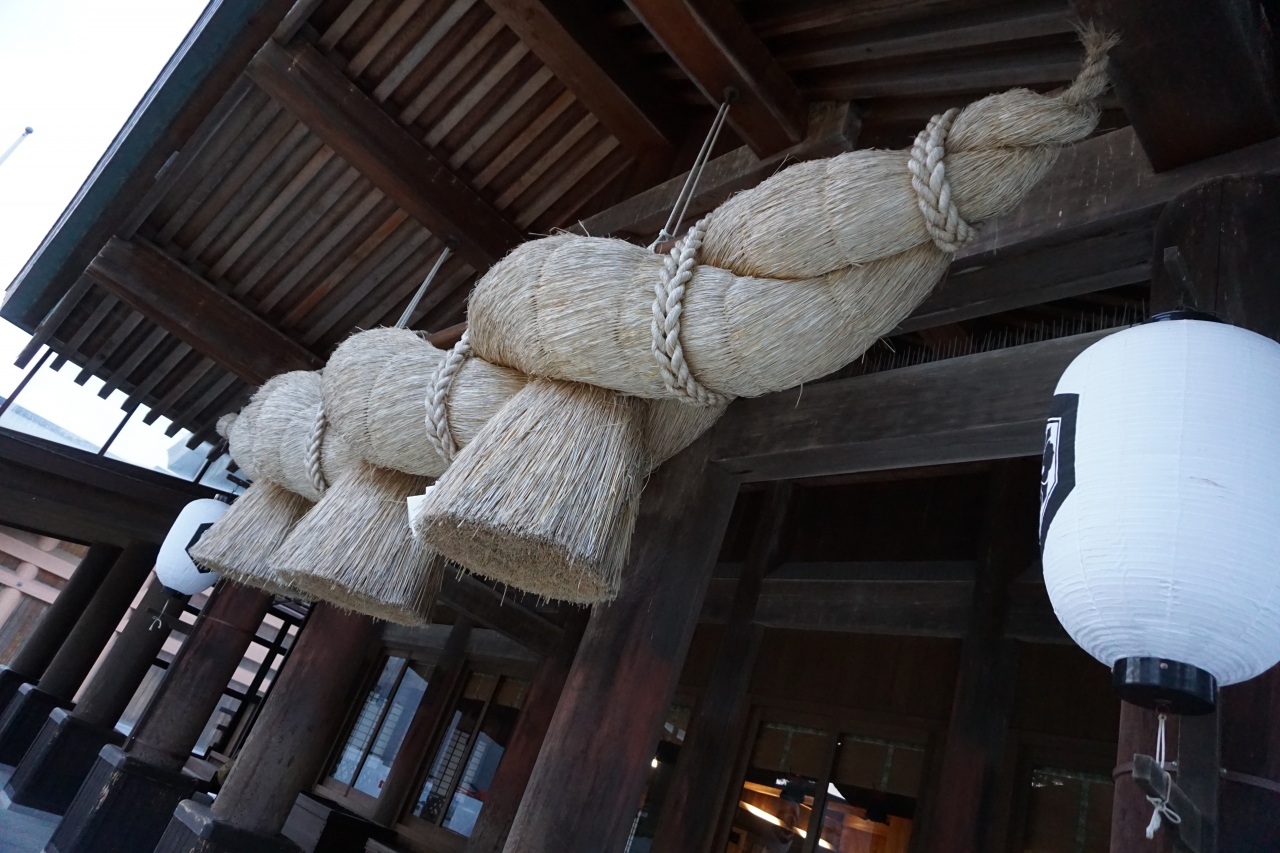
[1112,657,1217,715]
[1146,309,1224,324]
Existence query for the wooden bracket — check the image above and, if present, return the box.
[1132,753,1214,853]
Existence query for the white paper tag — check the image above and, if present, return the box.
[406,485,436,538]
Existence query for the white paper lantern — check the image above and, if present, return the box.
[156,498,229,595]
[1041,316,1280,712]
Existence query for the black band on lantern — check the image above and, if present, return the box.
[1146,309,1225,324]
[1112,657,1217,715]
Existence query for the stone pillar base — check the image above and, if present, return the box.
[5,707,124,815]
[0,667,34,716]
[47,744,198,853]
[156,800,304,853]
[0,683,70,767]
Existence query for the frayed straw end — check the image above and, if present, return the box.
[190,480,314,599]
[1061,25,1119,107]
[270,461,441,626]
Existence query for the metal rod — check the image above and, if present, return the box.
[0,127,33,170]
[650,92,735,250]
[97,405,135,457]
[0,347,51,420]
[396,244,454,329]
[194,446,225,483]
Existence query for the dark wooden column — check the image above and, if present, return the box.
[1219,663,1280,852]
[3,579,189,815]
[465,612,588,853]
[1142,175,1280,852]
[154,603,379,852]
[371,616,475,827]
[922,459,1038,853]
[1109,703,1177,853]
[0,542,120,709]
[651,482,792,853]
[501,435,740,853]
[0,540,156,766]
[49,581,273,853]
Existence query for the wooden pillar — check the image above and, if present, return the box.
[48,581,273,853]
[651,482,792,853]
[464,612,588,853]
[371,615,475,827]
[1218,663,1280,853]
[0,540,156,766]
[3,579,189,815]
[1136,174,1280,852]
[501,435,740,853]
[0,542,121,709]
[1109,703,1177,853]
[154,603,380,852]
[923,459,1038,853]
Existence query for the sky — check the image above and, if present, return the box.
[0,0,211,471]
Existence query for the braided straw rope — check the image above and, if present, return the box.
[424,330,474,463]
[908,109,976,254]
[651,218,728,407]
[306,406,328,494]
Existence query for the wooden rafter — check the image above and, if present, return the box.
[86,237,320,385]
[437,574,564,657]
[1072,0,1280,171]
[487,0,681,157]
[625,0,807,156]
[247,39,525,271]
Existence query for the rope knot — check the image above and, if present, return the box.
[908,108,976,254]
[424,330,473,463]
[651,218,729,408]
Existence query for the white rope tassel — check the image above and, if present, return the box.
[424,330,473,463]
[306,406,328,495]
[1145,713,1182,840]
[652,218,728,408]
[909,109,976,254]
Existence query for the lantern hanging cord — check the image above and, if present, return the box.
[650,91,735,251]
[396,244,454,329]
[1145,713,1182,840]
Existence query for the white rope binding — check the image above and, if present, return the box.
[424,330,473,463]
[306,406,327,495]
[652,217,728,408]
[1145,713,1182,840]
[908,108,976,254]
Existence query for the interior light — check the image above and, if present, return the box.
[651,758,659,769]
[737,799,834,845]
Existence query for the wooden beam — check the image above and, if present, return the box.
[86,237,320,385]
[653,483,791,853]
[700,562,1065,643]
[577,100,858,240]
[0,427,217,547]
[1072,0,1280,171]
[711,329,1115,482]
[248,40,524,271]
[775,0,1076,72]
[624,0,807,156]
[486,0,680,156]
[2,0,300,331]
[438,574,563,658]
[502,435,739,852]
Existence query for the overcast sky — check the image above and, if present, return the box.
[0,0,210,468]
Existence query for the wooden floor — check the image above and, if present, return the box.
[0,768,58,853]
